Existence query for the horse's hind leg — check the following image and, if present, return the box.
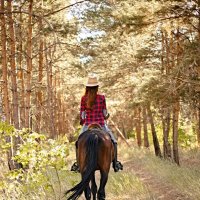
[84,185,91,200]
[97,171,108,200]
[91,173,97,200]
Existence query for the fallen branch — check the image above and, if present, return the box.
[109,119,131,147]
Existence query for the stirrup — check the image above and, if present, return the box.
[116,161,123,170]
[113,161,123,172]
[71,162,80,172]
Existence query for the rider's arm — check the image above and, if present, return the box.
[80,96,86,125]
[103,110,110,119]
[102,95,110,120]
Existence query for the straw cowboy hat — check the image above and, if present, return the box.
[86,74,99,87]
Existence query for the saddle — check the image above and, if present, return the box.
[88,123,102,130]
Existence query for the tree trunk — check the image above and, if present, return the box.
[56,71,63,134]
[1,0,13,170]
[35,19,44,133]
[147,104,162,157]
[197,108,200,145]
[62,102,66,134]
[135,107,142,147]
[53,72,58,134]
[142,106,149,148]
[17,5,25,129]
[0,0,10,123]
[7,0,19,129]
[198,0,200,40]
[161,30,165,73]
[25,0,33,128]
[7,0,24,170]
[164,31,171,74]
[161,30,172,158]
[45,42,56,138]
[0,94,2,119]
[162,107,172,159]
[172,100,180,165]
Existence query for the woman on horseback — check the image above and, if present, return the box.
[71,74,123,172]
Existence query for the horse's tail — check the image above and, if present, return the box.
[65,133,98,200]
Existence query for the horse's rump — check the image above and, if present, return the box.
[78,129,114,172]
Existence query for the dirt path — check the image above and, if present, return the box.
[123,159,191,200]
[71,160,192,200]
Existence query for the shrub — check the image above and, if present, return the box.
[0,122,70,199]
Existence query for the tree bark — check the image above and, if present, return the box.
[162,107,172,159]
[17,4,25,128]
[198,0,200,40]
[6,0,23,170]
[164,31,171,74]
[142,106,149,148]
[0,0,10,123]
[197,108,200,145]
[45,42,56,138]
[172,100,180,165]
[135,107,142,147]
[35,18,44,133]
[25,0,33,128]
[7,0,19,129]
[56,71,63,134]
[62,101,66,134]
[1,0,13,170]
[147,104,162,157]
[161,29,165,73]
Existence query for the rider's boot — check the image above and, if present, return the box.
[71,141,80,172]
[112,143,123,172]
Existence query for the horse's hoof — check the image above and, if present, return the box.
[97,195,105,200]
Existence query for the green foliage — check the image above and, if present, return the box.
[14,131,69,170]
[127,130,135,139]
[178,127,196,148]
[0,121,14,134]
[0,122,70,199]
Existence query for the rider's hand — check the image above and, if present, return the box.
[104,113,110,120]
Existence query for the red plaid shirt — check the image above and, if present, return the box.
[80,94,106,126]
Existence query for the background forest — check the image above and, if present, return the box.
[0,0,200,199]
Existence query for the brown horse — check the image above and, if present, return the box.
[65,126,114,200]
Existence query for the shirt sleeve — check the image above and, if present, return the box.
[102,95,107,110]
[80,96,86,125]
[102,95,108,119]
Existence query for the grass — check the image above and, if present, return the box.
[1,140,200,199]
[106,171,154,200]
[119,140,200,199]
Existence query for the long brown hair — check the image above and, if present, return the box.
[85,86,98,109]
